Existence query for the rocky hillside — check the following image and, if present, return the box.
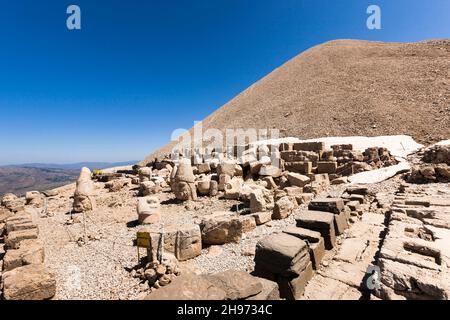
[142,39,450,164]
[0,161,137,196]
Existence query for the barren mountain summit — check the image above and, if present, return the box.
[143,39,450,164]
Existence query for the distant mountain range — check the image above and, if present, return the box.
[0,161,137,196]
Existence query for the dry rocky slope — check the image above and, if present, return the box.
[143,39,450,164]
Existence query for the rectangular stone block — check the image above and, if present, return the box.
[296,211,336,249]
[293,142,325,153]
[3,239,45,271]
[5,228,39,249]
[284,162,312,174]
[331,144,353,151]
[282,227,325,270]
[278,261,314,300]
[333,210,349,235]
[309,198,345,214]
[309,238,325,270]
[2,264,56,300]
[279,143,293,152]
[254,233,309,278]
[317,161,338,174]
[143,224,202,262]
[282,226,322,243]
[251,212,272,225]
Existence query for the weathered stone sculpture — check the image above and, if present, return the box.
[72,167,95,213]
[137,196,161,224]
[171,159,197,201]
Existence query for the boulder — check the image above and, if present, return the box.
[196,177,211,195]
[3,239,45,271]
[25,191,43,207]
[105,179,128,192]
[249,189,274,213]
[247,277,280,300]
[201,215,243,245]
[2,264,56,300]
[5,228,39,249]
[259,165,282,178]
[205,270,263,300]
[272,196,295,220]
[224,178,243,200]
[144,273,227,300]
[254,233,310,278]
[239,215,257,232]
[287,173,310,187]
[140,181,162,196]
[251,212,272,225]
[1,193,25,212]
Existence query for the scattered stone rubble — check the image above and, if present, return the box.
[2,139,449,300]
[408,144,450,183]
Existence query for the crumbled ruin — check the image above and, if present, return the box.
[1,137,449,300]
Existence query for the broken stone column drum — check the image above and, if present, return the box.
[171,159,197,201]
[73,167,95,213]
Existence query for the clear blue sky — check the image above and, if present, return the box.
[1,0,449,165]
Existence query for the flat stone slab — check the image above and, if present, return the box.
[302,275,362,300]
[205,270,263,300]
[145,273,227,300]
[2,264,56,300]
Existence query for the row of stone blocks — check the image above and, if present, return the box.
[0,209,56,300]
[253,198,351,299]
[374,186,450,300]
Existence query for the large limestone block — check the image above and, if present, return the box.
[287,173,311,188]
[249,189,274,213]
[3,239,45,271]
[272,196,295,220]
[247,277,280,300]
[2,264,56,300]
[308,198,345,214]
[296,211,336,249]
[144,273,227,300]
[5,228,39,249]
[143,224,202,262]
[254,233,310,278]
[205,270,263,300]
[201,215,243,245]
